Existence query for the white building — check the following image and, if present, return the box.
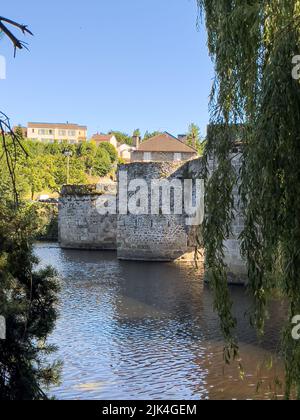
[117,143,136,161]
[91,134,118,148]
[27,122,87,144]
[91,133,138,161]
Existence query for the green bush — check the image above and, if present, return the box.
[93,148,112,177]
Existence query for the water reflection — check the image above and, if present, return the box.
[35,243,285,400]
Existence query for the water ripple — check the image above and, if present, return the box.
[35,243,285,400]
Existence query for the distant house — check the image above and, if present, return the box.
[91,134,118,149]
[27,122,87,144]
[91,133,138,161]
[131,132,198,162]
[118,143,136,162]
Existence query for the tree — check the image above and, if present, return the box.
[198,0,300,398]
[186,123,206,155]
[186,123,200,149]
[50,154,87,193]
[14,126,25,139]
[109,131,132,145]
[143,130,163,141]
[133,128,141,138]
[98,142,118,164]
[77,141,97,175]
[1,17,33,201]
[0,200,61,400]
[94,147,112,177]
[44,141,62,156]
[1,17,60,400]
[22,156,46,200]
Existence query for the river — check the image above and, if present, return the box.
[35,243,286,400]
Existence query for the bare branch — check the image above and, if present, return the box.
[0,16,33,56]
[0,16,33,35]
[0,16,32,204]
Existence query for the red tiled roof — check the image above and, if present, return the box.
[137,133,197,153]
[91,134,115,143]
[28,122,87,130]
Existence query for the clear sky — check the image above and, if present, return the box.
[0,0,213,138]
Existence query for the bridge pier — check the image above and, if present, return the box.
[117,160,204,262]
[58,155,247,284]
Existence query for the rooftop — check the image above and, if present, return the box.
[136,133,198,153]
[28,122,87,130]
[91,134,115,142]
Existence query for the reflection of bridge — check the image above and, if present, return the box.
[59,156,246,284]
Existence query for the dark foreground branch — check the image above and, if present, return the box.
[0,15,33,56]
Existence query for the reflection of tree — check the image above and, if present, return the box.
[190,288,286,400]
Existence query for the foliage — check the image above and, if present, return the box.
[118,157,126,165]
[94,147,112,177]
[98,142,118,164]
[0,198,61,400]
[186,123,206,155]
[108,130,132,146]
[77,141,97,175]
[0,123,61,401]
[133,128,141,138]
[186,123,200,148]
[198,0,300,398]
[34,204,58,242]
[0,15,61,401]
[0,138,116,199]
[143,130,163,141]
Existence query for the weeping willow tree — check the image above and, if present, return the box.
[197,0,300,398]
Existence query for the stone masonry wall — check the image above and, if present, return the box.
[117,160,205,261]
[59,183,117,250]
[58,154,247,283]
[131,151,198,162]
[208,152,247,284]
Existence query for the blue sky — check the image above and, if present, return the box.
[0,0,213,137]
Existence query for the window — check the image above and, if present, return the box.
[38,129,54,136]
[174,153,182,161]
[58,130,66,136]
[68,130,76,137]
[143,152,152,162]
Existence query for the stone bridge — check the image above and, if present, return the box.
[58,155,246,284]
